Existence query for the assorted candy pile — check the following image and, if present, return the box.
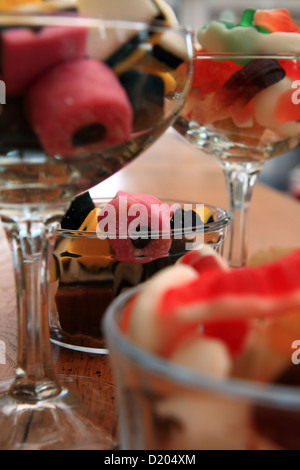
[51,191,218,339]
[0,0,185,156]
[179,8,300,144]
[120,245,300,449]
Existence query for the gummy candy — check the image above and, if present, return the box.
[254,9,300,33]
[197,12,300,55]
[98,191,172,263]
[202,319,250,358]
[240,8,269,33]
[26,59,133,157]
[192,51,242,94]
[278,59,300,81]
[2,26,88,96]
[213,59,286,116]
[159,248,300,322]
[180,245,228,273]
[240,9,256,27]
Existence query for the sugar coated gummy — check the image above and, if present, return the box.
[26,59,133,157]
[2,26,88,96]
[253,9,300,33]
[98,191,172,264]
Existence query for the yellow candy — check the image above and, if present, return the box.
[66,208,113,270]
[0,0,41,10]
[77,207,100,232]
[194,205,214,224]
[146,69,176,94]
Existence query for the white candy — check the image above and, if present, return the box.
[198,21,300,54]
[170,335,232,378]
[153,0,178,25]
[155,390,250,450]
[78,0,182,65]
[254,76,299,137]
[77,0,159,61]
[127,264,198,354]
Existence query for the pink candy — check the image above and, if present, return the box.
[2,26,88,96]
[98,191,173,263]
[26,59,133,157]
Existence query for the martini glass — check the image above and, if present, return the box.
[0,10,193,449]
[174,52,300,267]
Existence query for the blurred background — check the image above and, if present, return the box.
[165,0,300,196]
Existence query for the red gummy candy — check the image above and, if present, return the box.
[254,9,300,33]
[203,319,250,358]
[278,59,300,80]
[214,59,286,115]
[159,249,300,322]
[181,250,226,274]
[98,191,172,263]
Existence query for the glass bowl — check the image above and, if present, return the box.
[49,197,230,353]
[104,286,300,450]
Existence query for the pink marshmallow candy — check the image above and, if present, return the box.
[26,59,133,157]
[2,26,88,96]
[98,191,173,263]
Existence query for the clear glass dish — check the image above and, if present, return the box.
[50,198,230,353]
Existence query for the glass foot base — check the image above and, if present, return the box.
[0,375,117,450]
[50,327,109,354]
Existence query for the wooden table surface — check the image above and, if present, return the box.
[1,128,300,446]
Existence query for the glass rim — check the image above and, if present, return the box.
[194,51,300,60]
[0,11,193,35]
[57,198,231,239]
[103,286,300,409]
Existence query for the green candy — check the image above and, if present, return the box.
[240,8,256,27]
[240,8,269,34]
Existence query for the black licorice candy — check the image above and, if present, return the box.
[60,191,95,230]
[120,69,165,131]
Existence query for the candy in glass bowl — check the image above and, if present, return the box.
[174,8,300,267]
[0,0,193,450]
[104,245,300,450]
[49,190,230,353]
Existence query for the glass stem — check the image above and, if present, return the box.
[222,161,263,268]
[3,219,61,402]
